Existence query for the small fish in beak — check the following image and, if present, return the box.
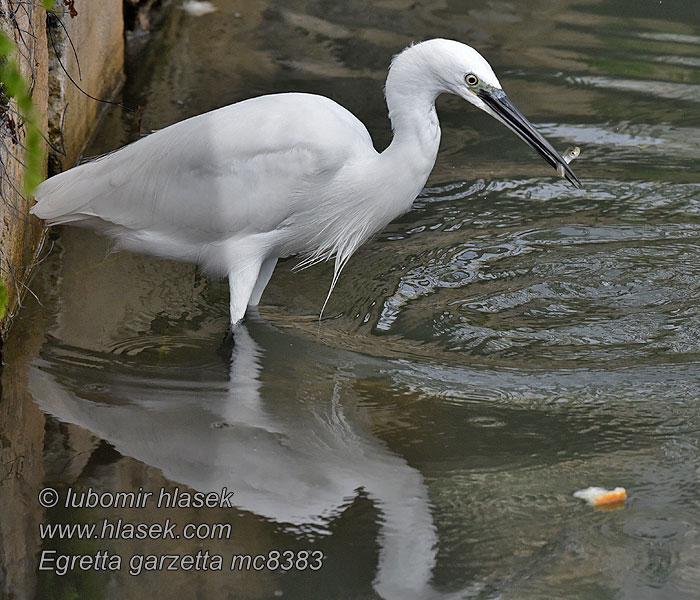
[477,88,582,188]
[558,146,580,179]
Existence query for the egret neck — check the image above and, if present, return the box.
[379,58,443,212]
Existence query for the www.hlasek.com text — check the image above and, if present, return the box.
[40,517,235,541]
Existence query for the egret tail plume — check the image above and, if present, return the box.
[319,253,352,322]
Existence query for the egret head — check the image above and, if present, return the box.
[390,39,581,188]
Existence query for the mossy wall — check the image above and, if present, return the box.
[0,0,125,335]
[0,0,49,333]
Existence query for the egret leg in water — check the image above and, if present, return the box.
[31,39,581,332]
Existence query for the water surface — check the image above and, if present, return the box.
[2,0,700,598]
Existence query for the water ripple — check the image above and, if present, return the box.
[321,178,700,367]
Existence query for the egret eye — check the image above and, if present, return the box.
[465,73,479,87]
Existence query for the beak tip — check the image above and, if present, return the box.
[478,88,584,191]
[558,162,581,189]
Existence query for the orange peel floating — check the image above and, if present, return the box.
[574,486,627,508]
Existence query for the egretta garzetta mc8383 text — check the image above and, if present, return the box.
[31,39,581,331]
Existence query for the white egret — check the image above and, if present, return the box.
[31,39,580,330]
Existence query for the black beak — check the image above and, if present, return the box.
[477,88,581,188]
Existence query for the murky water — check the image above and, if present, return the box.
[3,0,700,598]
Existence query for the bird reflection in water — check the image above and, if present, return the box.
[30,312,467,600]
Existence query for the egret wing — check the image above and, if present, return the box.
[33,93,375,244]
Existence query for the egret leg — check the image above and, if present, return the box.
[219,306,262,356]
[228,260,264,329]
[248,257,278,307]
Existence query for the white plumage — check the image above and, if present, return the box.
[31,39,579,329]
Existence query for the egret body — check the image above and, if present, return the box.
[31,39,580,329]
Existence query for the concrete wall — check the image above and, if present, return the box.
[0,0,125,335]
[0,0,49,333]
[47,1,125,173]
